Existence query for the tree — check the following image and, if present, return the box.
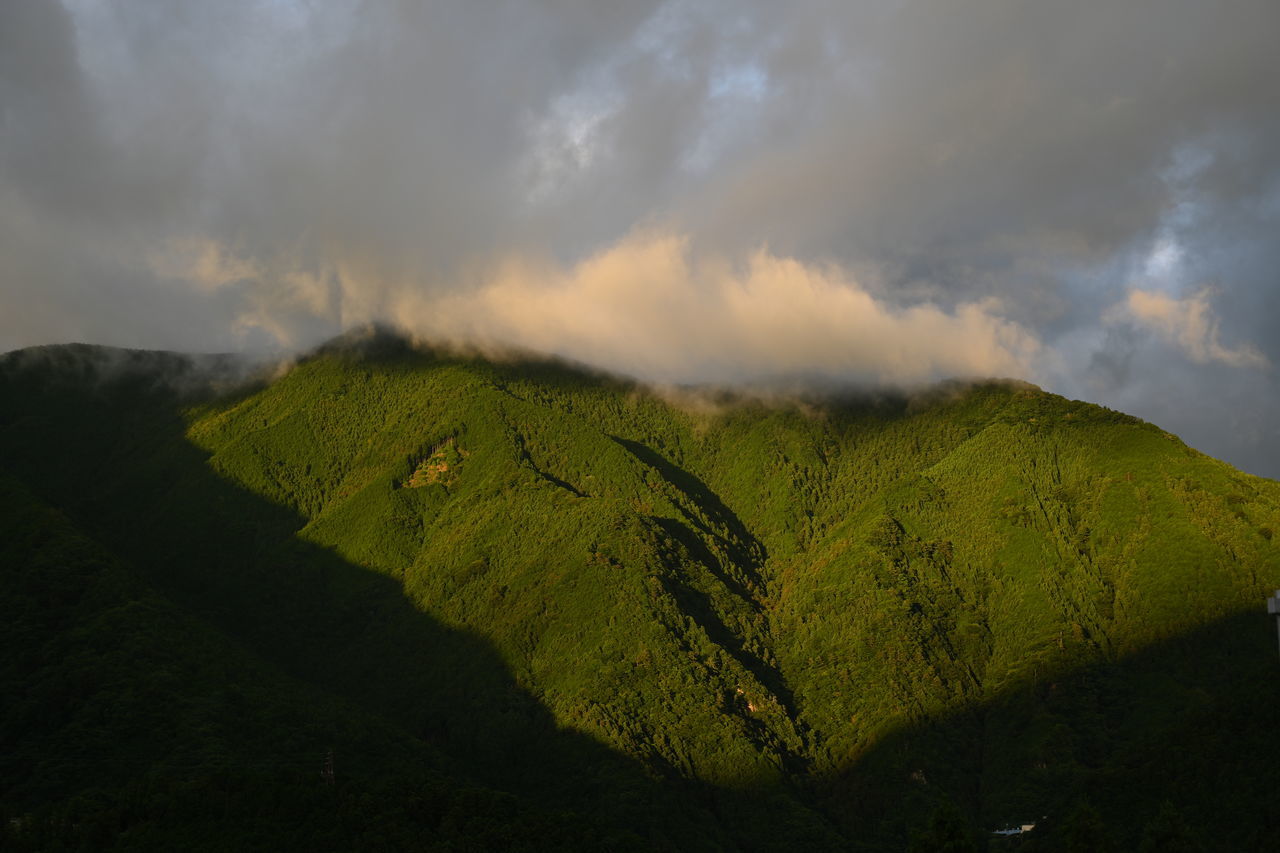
[1138,802,1203,853]
[908,800,979,853]
[1061,801,1111,853]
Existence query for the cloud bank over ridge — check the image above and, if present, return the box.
[2,0,1279,472]
[398,232,1042,384]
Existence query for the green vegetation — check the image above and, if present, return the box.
[3,333,1279,850]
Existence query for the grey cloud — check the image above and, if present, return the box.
[2,0,1280,474]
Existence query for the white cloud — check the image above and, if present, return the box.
[391,231,1041,385]
[146,238,339,348]
[1113,288,1268,369]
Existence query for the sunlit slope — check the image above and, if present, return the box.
[4,337,1279,849]
[775,393,1280,757]
[185,351,813,784]
[180,343,1280,775]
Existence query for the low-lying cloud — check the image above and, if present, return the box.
[397,232,1041,384]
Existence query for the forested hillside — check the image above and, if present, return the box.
[3,334,1279,851]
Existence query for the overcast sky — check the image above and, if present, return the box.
[3,0,1279,475]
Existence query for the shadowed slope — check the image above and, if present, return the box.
[0,345,841,850]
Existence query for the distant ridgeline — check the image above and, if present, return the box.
[3,335,1279,851]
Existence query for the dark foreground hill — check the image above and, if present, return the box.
[3,336,1279,851]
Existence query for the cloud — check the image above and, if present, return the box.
[147,239,263,292]
[3,0,1280,472]
[389,231,1040,384]
[1113,288,1268,370]
[145,238,339,347]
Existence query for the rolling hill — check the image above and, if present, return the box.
[3,332,1279,851]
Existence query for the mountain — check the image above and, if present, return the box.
[2,334,1279,851]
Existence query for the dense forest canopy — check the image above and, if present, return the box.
[2,336,1278,851]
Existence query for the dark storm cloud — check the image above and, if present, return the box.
[2,0,1279,473]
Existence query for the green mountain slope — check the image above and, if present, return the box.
[3,335,1279,850]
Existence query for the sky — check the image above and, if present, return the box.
[3,1,1280,476]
